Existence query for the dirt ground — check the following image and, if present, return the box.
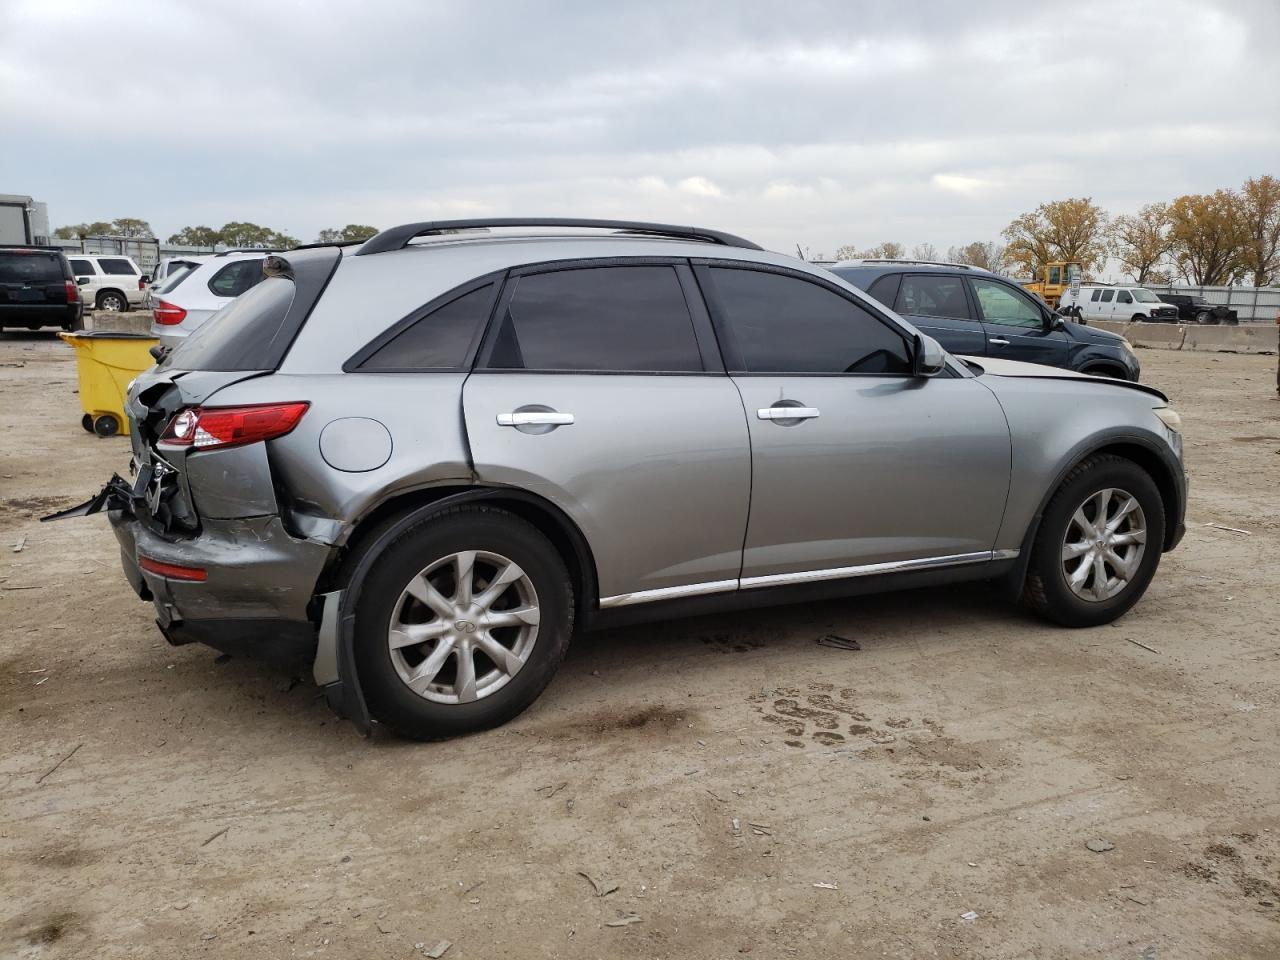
[2,335,1279,960]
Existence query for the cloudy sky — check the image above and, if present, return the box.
[2,0,1277,257]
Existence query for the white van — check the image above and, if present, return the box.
[1059,285,1179,323]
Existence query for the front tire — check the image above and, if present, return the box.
[1022,454,1164,627]
[353,505,573,740]
[1195,310,1212,325]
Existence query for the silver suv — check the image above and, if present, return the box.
[51,219,1187,740]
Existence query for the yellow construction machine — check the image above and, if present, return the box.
[1022,261,1082,309]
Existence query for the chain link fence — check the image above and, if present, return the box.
[1140,283,1280,323]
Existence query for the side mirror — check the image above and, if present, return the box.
[76,277,89,285]
[913,333,946,378]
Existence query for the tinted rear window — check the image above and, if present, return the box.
[0,252,65,283]
[69,258,96,275]
[163,277,295,371]
[358,283,495,371]
[208,259,265,298]
[99,258,137,275]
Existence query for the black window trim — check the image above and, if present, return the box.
[864,272,901,311]
[343,271,505,373]
[472,257,723,377]
[691,259,933,378]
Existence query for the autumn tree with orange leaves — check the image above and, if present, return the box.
[1002,198,1109,277]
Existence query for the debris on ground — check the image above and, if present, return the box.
[1205,522,1251,535]
[960,911,978,922]
[12,535,27,552]
[1126,637,1162,655]
[35,742,83,784]
[815,634,861,651]
[201,826,230,847]
[535,782,567,799]
[1085,839,1115,853]
[604,914,642,927]
[274,676,299,693]
[812,881,838,890]
[577,871,619,897]
[424,940,452,958]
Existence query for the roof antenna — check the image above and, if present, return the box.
[796,244,806,261]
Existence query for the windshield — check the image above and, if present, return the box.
[1131,289,1159,303]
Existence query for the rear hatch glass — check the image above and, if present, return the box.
[162,276,296,371]
[0,251,66,303]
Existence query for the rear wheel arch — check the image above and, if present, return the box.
[1080,362,1128,380]
[328,484,599,623]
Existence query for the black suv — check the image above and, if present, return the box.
[830,260,1141,381]
[1157,292,1238,325]
[0,246,83,331]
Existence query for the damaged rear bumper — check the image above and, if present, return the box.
[109,509,333,665]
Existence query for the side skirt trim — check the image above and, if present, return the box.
[599,549,1017,608]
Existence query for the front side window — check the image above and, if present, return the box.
[971,278,1043,328]
[895,274,971,320]
[99,258,136,276]
[709,267,911,375]
[1117,290,1133,304]
[208,259,265,298]
[484,265,702,372]
[359,283,495,371]
[1100,289,1115,303]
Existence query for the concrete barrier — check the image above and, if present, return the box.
[1086,319,1277,355]
[87,311,152,335]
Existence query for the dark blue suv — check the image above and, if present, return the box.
[830,260,1141,381]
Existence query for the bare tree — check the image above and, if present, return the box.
[910,242,939,261]
[947,241,1006,272]
[833,244,859,261]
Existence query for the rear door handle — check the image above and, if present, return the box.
[757,406,820,421]
[496,411,574,427]
[988,337,1010,346]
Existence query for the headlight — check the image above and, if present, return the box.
[1154,406,1182,432]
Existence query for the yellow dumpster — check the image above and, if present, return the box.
[59,331,159,437]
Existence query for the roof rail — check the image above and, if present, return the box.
[354,218,763,256]
[213,247,283,257]
[854,258,987,271]
[288,239,368,251]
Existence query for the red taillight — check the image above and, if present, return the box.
[139,556,207,581]
[153,300,187,326]
[139,277,146,290]
[159,402,309,451]
[65,280,78,302]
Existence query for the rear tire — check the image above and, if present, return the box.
[353,505,573,740]
[1022,454,1164,627]
[97,290,127,312]
[1195,310,1212,325]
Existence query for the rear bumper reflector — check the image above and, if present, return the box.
[139,556,208,582]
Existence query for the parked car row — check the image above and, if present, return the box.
[51,218,1187,742]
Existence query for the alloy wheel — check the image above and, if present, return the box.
[1060,487,1147,602]
[387,550,540,704]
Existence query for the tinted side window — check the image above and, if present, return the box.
[1117,290,1133,304]
[99,258,136,275]
[1100,289,1114,303]
[866,273,899,306]
[69,258,96,275]
[895,274,972,320]
[208,259,265,298]
[1090,289,1101,301]
[709,268,911,375]
[359,283,495,371]
[971,278,1043,328]
[485,266,702,372]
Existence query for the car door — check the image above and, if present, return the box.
[68,257,98,301]
[970,276,1068,368]
[697,262,1010,581]
[890,272,987,355]
[1096,287,1116,320]
[463,261,752,606]
[1114,288,1136,320]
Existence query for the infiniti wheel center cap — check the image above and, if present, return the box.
[455,619,477,634]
